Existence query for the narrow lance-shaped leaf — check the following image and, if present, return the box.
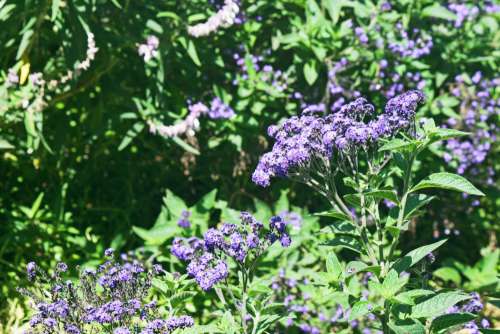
[411,172,485,196]
[392,239,447,273]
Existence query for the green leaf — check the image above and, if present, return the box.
[349,301,372,321]
[345,261,367,276]
[389,319,426,334]
[186,40,202,67]
[480,330,500,334]
[422,4,458,21]
[411,292,470,318]
[0,138,14,149]
[379,138,414,152]
[172,136,200,155]
[163,189,187,218]
[304,60,318,85]
[118,122,144,151]
[411,172,485,196]
[433,267,462,285]
[365,190,399,204]
[427,128,469,144]
[146,19,164,34]
[381,269,408,298]
[395,289,434,305]
[51,0,61,20]
[326,251,343,281]
[404,194,435,219]
[323,0,343,24]
[322,236,362,253]
[392,239,447,273]
[314,209,351,221]
[132,225,177,245]
[431,313,476,333]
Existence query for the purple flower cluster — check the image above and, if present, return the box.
[252,91,425,187]
[279,210,303,230]
[20,250,193,333]
[388,23,433,59]
[368,56,427,98]
[447,292,490,333]
[177,210,192,228]
[443,73,499,182]
[233,52,290,93]
[171,212,290,290]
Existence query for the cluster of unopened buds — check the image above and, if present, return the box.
[148,97,235,138]
[188,0,240,37]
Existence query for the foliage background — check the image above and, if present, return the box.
[0,0,498,330]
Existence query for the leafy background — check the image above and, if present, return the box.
[0,0,498,331]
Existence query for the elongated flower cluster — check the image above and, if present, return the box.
[188,0,240,37]
[447,1,499,28]
[19,249,193,334]
[252,91,425,187]
[148,98,234,138]
[171,212,290,290]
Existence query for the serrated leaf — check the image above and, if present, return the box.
[392,239,447,273]
[411,292,470,318]
[411,172,485,196]
[431,312,476,333]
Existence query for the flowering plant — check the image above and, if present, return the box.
[253,91,487,333]
[19,249,194,334]
[171,211,291,333]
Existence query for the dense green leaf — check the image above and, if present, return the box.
[349,301,372,321]
[411,292,470,318]
[393,239,447,273]
[411,172,485,196]
[431,313,476,333]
